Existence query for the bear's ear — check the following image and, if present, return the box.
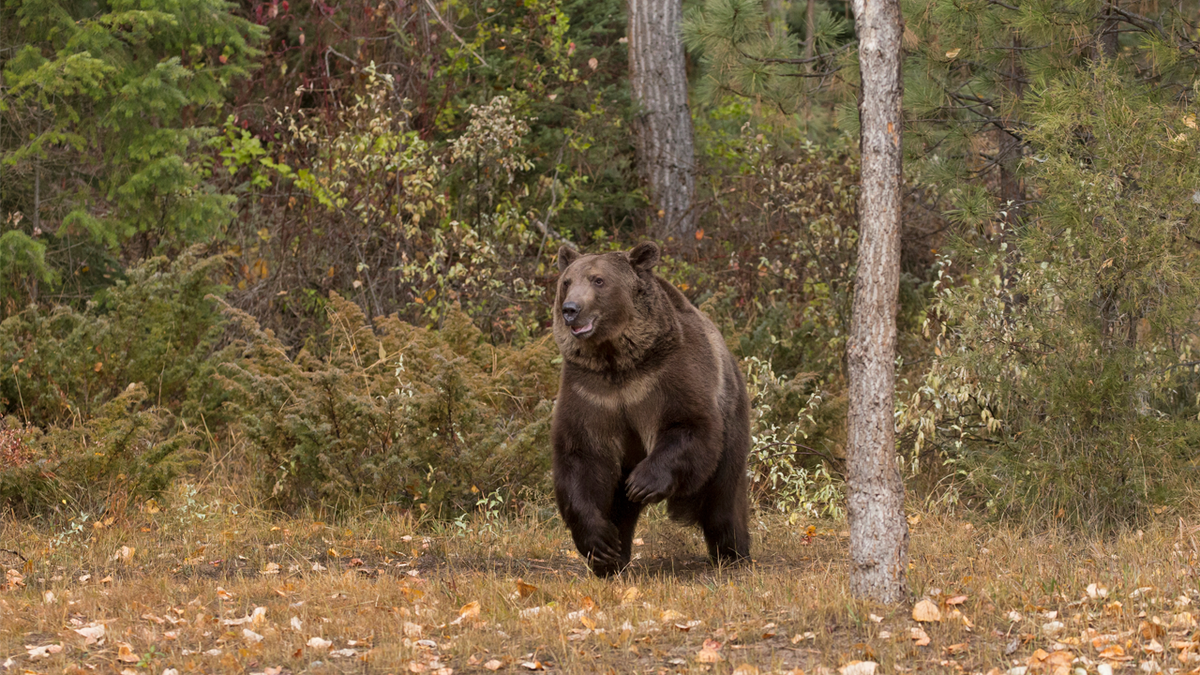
[558,245,581,272]
[629,242,660,272]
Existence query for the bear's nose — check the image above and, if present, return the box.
[562,301,580,324]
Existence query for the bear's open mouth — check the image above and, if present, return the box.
[570,318,595,337]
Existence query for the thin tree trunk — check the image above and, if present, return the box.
[997,33,1024,228]
[805,0,816,62]
[846,0,909,605]
[628,0,697,242]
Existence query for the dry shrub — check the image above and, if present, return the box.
[218,292,559,513]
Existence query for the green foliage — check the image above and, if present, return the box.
[0,0,262,311]
[900,66,1200,528]
[744,356,844,520]
[684,0,850,112]
[1,384,197,517]
[0,248,229,427]
[217,293,559,513]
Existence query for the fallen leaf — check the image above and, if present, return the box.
[1087,583,1109,599]
[307,636,332,650]
[484,659,503,670]
[74,622,105,644]
[913,599,942,622]
[520,661,544,670]
[839,662,877,675]
[1043,621,1065,637]
[733,664,761,675]
[1143,639,1164,655]
[403,621,423,637]
[25,643,63,659]
[622,586,639,604]
[1100,645,1133,662]
[113,546,135,562]
[660,609,685,623]
[243,628,264,643]
[1140,620,1166,640]
[1171,612,1196,629]
[514,578,538,598]
[944,643,969,655]
[116,642,140,663]
[451,601,481,625]
[262,562,281,575]
[910,627,931,647]
[587,57,598,70]
[945,48,961,58]
[947,595,968,606]
[291,616,303,631]
[697,638,723,663]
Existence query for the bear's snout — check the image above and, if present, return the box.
[562,301,581,324]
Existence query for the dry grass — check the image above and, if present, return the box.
[2,484,1199,675]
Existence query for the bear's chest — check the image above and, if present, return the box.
[569,373,664,458]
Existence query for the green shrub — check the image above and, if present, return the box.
[0,249,224,516]
[0,248,229,427]
[217,292,558,513]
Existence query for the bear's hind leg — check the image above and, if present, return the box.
[696,458,750,565]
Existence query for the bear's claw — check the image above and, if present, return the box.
[625,465,671,504]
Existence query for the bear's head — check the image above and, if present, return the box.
[553,242,661,354]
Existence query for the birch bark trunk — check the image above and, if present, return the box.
[628,0,697,241]
[846,0,909,605]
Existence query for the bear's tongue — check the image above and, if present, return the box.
[571,318,594,335]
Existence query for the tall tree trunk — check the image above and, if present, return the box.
[628,0,697,242]
[846,0,909,605]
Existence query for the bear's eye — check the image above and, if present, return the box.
[593,277,604,287]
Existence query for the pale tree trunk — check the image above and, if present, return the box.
[846,0,909,605]
[628,0,697,242]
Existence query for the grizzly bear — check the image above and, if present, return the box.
[551,241,751,577]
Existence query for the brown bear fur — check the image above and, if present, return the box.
[551,242,751,577]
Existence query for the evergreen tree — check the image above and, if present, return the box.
[0,0,262,311]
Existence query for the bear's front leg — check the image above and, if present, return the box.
[553,443,630,576]
[625,422,720,504]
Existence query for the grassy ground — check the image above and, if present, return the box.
[2,483,1199,675]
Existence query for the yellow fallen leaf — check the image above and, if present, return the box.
[660,609,685,623]
[116,642,140,663]
[516,579,538,598]
[913,599,942,622]
[945,48,961,59]
[451,601,481,625]
[910,627,931,647]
